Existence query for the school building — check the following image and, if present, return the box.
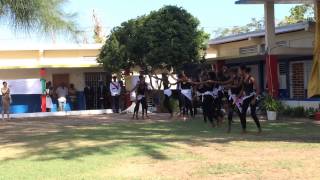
[0,43,107,113]
[207,20,318,107]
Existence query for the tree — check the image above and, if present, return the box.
[214,4,315,38]
[98,5,209,74]
[0,0,79,38]
[213,18,264,38]
[93,10,105,43]
[278,4,314,26]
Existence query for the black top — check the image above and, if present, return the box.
[163,77,170,90]
[243,76,254,95]
[197,87,206,94]
[230,76,242,95]
[180,81,192,89]
[137,82,148,95]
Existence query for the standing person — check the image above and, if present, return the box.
[69,84,77,110]
[191,76,199,117]
[196,72,207,123]
[200,72,216,127]
[225,68,243,133]
[131,75,150,119]
[110,75,121,113]
[97,81,108,109]
[119,80,126,111]
[177,72,194,121]
[150,72,174,118]
[1,82,11,120]
[45,81,54,112]
[176,73,183,117]
[239,65,262,133]
[84,85,94,110]
[55,82,68,111]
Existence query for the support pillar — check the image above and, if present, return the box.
[264,1,279,98]
[266,55,279,97]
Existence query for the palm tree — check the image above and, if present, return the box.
[0,0,80,40]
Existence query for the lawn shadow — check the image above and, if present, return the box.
[0,115,320,162]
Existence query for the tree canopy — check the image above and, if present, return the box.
[214,4,315,38]
[278,4,314,26]
[0,0,79,38]
[98,5,209,74]
[213,18,264,38]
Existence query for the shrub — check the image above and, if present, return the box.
[263,95,282,111]
[292,106,305,117]
[305,107,317,118]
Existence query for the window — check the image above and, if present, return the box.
[85,72,110,109]
[276,41,288,47]
[304,61,312,92]
[239,45,258,55]
[290,62,305,99]
[278,63,287,89]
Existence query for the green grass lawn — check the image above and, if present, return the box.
[0,115,320,179]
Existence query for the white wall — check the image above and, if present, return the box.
[282,100,320,109]
[0,67,104,91]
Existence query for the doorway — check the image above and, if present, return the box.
[52,74,70,89]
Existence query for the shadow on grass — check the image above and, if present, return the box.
[0,117,320,162]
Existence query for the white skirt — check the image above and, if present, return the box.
[164,89,172,97]
[46,96,53,109]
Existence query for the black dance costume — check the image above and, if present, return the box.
[202,83,216,126]
[227,75,243,132]
[179,81,193,117]
[133,82,148,118]
[163,79,173,115]
[240,76,261,132]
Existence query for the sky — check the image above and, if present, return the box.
[0,0,298,44]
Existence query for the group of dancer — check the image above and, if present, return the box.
[130,64,262,133]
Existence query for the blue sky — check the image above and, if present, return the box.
[0,0,298,44]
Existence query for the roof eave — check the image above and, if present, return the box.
[235,0,315,4]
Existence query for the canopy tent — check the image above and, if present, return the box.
[235,0,319,98]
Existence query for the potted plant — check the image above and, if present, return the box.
[314,104,320,121]
[263,95,282,121]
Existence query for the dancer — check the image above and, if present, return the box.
[177,71,194,120]
[131,75,150,120]
[196,72,207,123]
[224,68,243,133]
[207,70,224,127]
[200,72,216,127]
[239,65,262,133]
[150,72,174,118]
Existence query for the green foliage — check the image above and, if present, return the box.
[214,4,314,38]
[169,98,179,112]
[278,4,315,26]
[98,34,127,72]
[213,18,264,38]
[281,106,310,118]
[98,5,209,73]
[305,107,317,118]
[292,107,306,117]
[0,0,79,37]
[263,95,282,112]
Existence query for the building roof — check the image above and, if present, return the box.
[0,43,103,51]
[235,0,316,4]
[209,21,313,45]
